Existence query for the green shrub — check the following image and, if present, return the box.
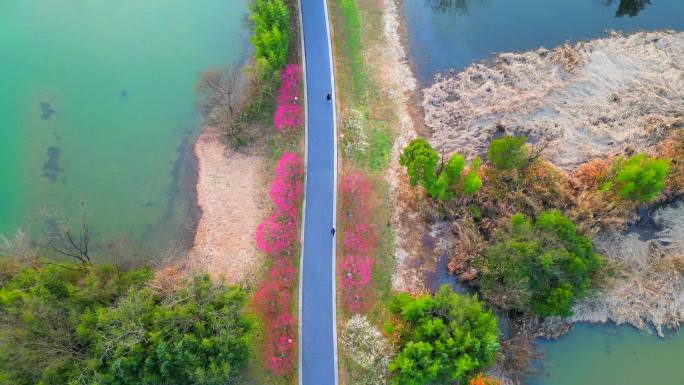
[399,138,482,201]
[85,275,253,385]
[462,156,483,195]
[0,264,252,385]
[388,286,499,385]
[399,138,439,190]
[0,265,151,385]
[250,0,290,78]
[476,211,603,317]
[486,135,528,170]
[607,154,670,202]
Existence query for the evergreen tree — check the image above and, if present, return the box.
[609,154,670,202]
[487,135,528,171]
[388,286,499,385]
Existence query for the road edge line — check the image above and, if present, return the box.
[296,0,308,382]
[321,0,340,383]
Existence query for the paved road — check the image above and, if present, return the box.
[298,0,338,384]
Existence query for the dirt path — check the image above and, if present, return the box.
[188,128,267,284]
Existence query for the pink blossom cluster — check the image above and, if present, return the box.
[253,152,304,376]
[256,152,305,257]
[274,64,303,132]
[338,172,377,313]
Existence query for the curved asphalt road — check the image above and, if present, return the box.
[297,0,338,384]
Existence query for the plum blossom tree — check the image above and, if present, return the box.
[274,64,303,132]
[253,151,304,377]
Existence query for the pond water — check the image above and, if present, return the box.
[404,0,684,83]
[402,0,684,384]
[528,324,684,385]
[0,1,247,257]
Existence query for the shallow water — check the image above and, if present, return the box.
[404,0,684,83]
[402,0,684,383]
[528,324,684,385]
[0,1,247,256]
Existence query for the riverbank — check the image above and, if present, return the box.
[383,0,455,296]
[187,128,268,285]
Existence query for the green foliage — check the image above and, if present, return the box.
[486,135,528,170]
[0,264,151,385]
[428,154,464,200]
[368,128,392,171]
[87,275,252,385]
[336,0,366,101]
[468,204,482,220]
[608,154,670,202]
[462,156,483,195]
[476,211,603,317]
[399,138,482,201]
[0,264,252,385]
[388,286,499,385]
[399,138,439,189]
[250,0,290,78]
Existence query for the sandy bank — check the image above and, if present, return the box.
[423,30,684,170]
[187,128,267,284]
[380,0,435,293]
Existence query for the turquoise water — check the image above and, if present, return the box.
[402,0,684,383]
[0,1,247,255]
[528,324,684,385]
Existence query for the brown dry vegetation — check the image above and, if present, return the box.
[423,31,684,170]
[187,129,268,285]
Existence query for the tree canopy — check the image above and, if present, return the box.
[486,135,528,171]
[250,0,290,78]
[476,211,603,317]
[609,153,670,202]
[388,285,499,385]
[0,262,253,385]
[400,138,482,201]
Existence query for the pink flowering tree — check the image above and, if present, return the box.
[342,223,376,256]
[338,172,378,313]
[254,280,291,317]
[255,152,303,256]
[274,64,303,132]
[338,255,374,313]
[264,313,296,376]
[255,209,298,255]
[339,172,372,223]
[269,152,304,210]
[253,151,304,377]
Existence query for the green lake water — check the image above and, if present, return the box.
[0,1,247,257]
[402,0,684,384]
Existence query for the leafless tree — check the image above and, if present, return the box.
[37,209,94,268]
[195,66,251,144]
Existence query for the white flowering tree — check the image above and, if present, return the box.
[341,314,393,385]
